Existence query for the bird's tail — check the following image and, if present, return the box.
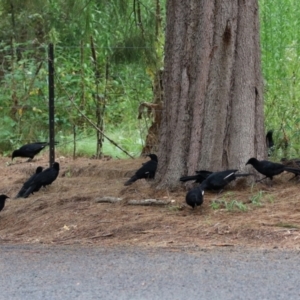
[283,167,300,175]
[180,175,200,182]
[15,188,26,198]
[124,175,138,186]
[23,185,37,198]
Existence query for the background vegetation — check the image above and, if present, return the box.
[260,0,300,158]
[0,0,299,160]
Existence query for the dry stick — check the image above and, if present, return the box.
[68,97,134,159]
[95,196,170,206]
[127,199,170,206]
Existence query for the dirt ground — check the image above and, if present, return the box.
[1,154,300,250]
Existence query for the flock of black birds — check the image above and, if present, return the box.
[122,130,300,210]
[0,130,299,214]
[0,142,60,213]
[183,169,254,209]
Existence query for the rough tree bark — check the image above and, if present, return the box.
[140,70,163,155]
[157,0,265,189]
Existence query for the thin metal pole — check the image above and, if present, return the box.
[48,43,55,166]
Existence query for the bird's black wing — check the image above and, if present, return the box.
[16,167,43,198]
[22,142,49,153]
[255,160,285,177]
[201,170,238,190]
[135,160,157,179]
[124,160,157,186]
[180,170,212,183]
[22,165,59,198]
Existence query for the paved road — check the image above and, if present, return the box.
[0,244,300,299]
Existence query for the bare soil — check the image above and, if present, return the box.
[1,155,300,250]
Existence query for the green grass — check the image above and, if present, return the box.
[56,127,144,158]
[275,222,299,229]
[249,190,264,206]
[211,199,248,212]
[211,192,248,212]
[249,189,274,206]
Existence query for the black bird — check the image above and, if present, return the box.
[12,142,58,161]
[266,130,275,157]
[23,162,60,198]
[0,195,9,212]
[246,157,300,182]
[180,170,212,183]
[185,186,204,209]
[200,169,252,191]
[15,166,44,198]
[124,154,158,186]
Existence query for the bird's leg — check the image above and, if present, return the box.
[268,178,273,187]
[288,174,298,181]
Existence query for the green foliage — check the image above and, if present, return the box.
[260,0,300,158]
[211,199,248,212]
[0,0,163,157]
[225,200,248,212]
[211,189,275,213]
[275,222,299,229]
[211,201,221,210]
[249,190,264,206]
[3,0,300,159]
[211,192,248,212]
[0,116,18,153]
[249,189,274,206]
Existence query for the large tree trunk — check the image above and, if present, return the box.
[157,0,265,189]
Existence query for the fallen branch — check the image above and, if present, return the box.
[95,196,122,203]
[127,199,170,206]
[95,196,170,206]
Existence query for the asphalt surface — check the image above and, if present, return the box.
[0,244,300,300]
